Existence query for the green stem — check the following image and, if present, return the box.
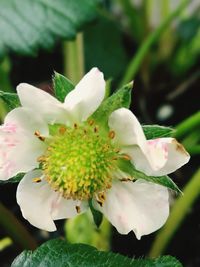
[119,0,190,87]
[117,0,143,43]
[149,169,200,258]
[63,32,85,83]
[174,111,200,139]
[0,202,37,250]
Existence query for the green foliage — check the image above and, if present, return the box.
[142,125,174,139]
[89,200,103,228]
[0,173,24,184]
[53,72,74,102]
[0,0,99,56]
[117,159,181,193]
[84,16,128,79]
[11,239,183,267]
[0,91,20,111]
[92,82,133,127]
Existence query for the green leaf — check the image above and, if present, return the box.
[142,125,174,140]
[92,82,133,126]
[53,71,74,102]
[84,16,128,79]
[0,0,99,56]
[0,173,24,184]
[0,91,20,111]
[117,159,181,194]
[11,239,183,267]
[89,200,103,228]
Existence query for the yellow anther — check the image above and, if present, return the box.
[94,126,98,133]
[120,178,132,182]
[76,206,81,213]
[32,177,42,183]
[122,154,131,161]
[34,131,45,141]
[88,119,94,126]
[108,130,115,139]
[59,126,67,135]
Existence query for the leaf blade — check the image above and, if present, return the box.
[53,72,74,102]
[92,82,133,126]
[11,239,183,267]
[117,159,181,193]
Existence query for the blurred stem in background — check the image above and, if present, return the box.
[149,169,200,258]
[174,111,200,156]
[119,0,190,87]
[0,237,12,252]
[0,57,13,121]
[63,32,85,84]
[149,111,200,257]
[0,202,37,250]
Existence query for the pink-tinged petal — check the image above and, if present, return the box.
[17,83,69,124]
[0,109,47,180]
[94,180,169,239]
[123,138,190,176]
[17,170,88,231]
[5,107,49,136]
[64,68,105,122]
[109,108,189,175]
[146,138,190,176]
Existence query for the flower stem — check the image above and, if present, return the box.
[119,0,190,87]
[0,202,37,250]
[148,169,200,258]
[174,111,200,140]
[63,32,85,83]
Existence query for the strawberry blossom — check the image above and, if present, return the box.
[0,68,190,239]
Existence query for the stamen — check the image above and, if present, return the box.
[32,177,42,183]
[75,205,81,214]
[96,192,106,207]
[34,131,45,141]
[120,178,132,182]
[122,154,131,161]
[88,119,94,126]
[94,126,98,133]
[74,123,78,129]
[108,130,115,139]
[59,126,67,135]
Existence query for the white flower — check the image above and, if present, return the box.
[0,68,190,239]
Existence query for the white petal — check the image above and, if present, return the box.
[17,83,68,124]
[0,108,47,180]
[52,197,88,220]
[109,108,189,175]
[64,68,105,122]
[17,170,88,231]
[5,107,49,136]
[146,138,190,176]
[108,108,147,147]
[123,138,190,176]
[94,180,169,239]
[17,170,57,231]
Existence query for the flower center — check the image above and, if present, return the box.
[38,122,119,200]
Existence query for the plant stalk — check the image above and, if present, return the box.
[0,202,37,250]
[63,32,85,83]
[149,169,200,258]
[119,0,190,86]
